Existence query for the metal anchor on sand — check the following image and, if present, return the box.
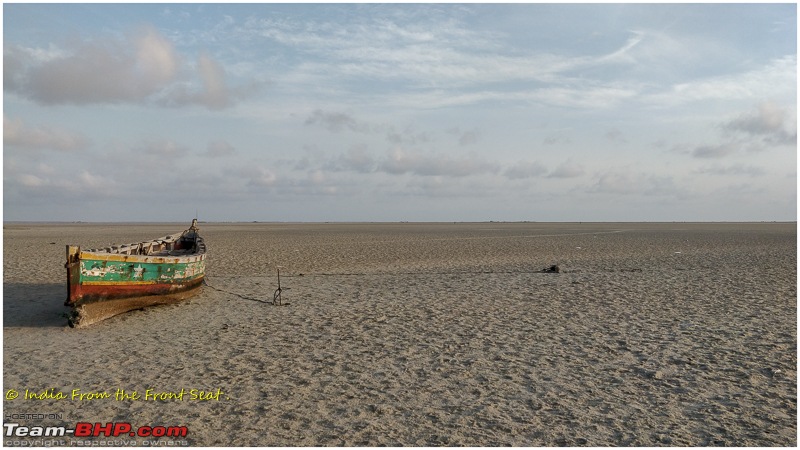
[272,266,289,305]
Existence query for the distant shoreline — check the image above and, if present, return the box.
[4,220,797,226]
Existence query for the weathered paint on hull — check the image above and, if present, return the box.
[67,276,204,304]
[78,258,205,284]
[67,278,204,328]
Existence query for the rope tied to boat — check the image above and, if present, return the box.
[202,272,290,306]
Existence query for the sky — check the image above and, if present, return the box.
[3,3,797,222]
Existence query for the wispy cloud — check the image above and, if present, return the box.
[4,116,90,151]
[135,140,189,158]
[8,168,118,200]
[694,163,766,177]
[240,12,653,109]
[591,170,682,197]
[380,148,499,177]
[645,55,796,107]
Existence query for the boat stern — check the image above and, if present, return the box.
[65,245,82,305]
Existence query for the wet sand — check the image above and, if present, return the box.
[3,222,797,446]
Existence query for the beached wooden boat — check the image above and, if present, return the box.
[64,220,206,327]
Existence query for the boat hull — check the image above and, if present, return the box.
[64,222,206,327]
[67,278,204,328]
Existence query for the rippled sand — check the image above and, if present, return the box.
[3,222,796,446]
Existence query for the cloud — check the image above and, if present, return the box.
[682,102,796,160]
[254,15,649,111]
[136,140,189,158]
[136,26,180,84]
[547,160,585,178]
[159,52,258,110]
[4,116,90,151]
[247,13,517,87]
[504,161,548,179]
[386,126,433,145]
[305,108,371,133]
[232,162,349,196]
[591,171,680,197]
[77,170,107,190]
[285,170,342,196]
[532,85,640,109]
[241,166,278,188]
[646,55,796,106]
[9,168,117,199]
[5,26,255,109]
[305,109,370,133]
[3,44,32,92]
[605,128,627,144]
[398,176,501,199]
[380,148,499,177]
[17,173,45,188]
[244,13,649,109]
[691,143,737,158]
[305,110,436,147]
[204,140,236,158]
[723,101,796,145]
[447,127,480,146]
[5,26,179,105]
[327,146,377,173]
[694,163,765,177]
[543,134,572,146]
[598,30,645,64]
[385,83,639,110]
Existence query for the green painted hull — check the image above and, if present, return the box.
[79,258,205,284]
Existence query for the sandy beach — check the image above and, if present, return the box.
[3,222,796,446]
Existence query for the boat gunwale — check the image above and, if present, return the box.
[76,229,206,261]
[76,250,206,264]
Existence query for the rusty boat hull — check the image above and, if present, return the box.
[65,220,206,328]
